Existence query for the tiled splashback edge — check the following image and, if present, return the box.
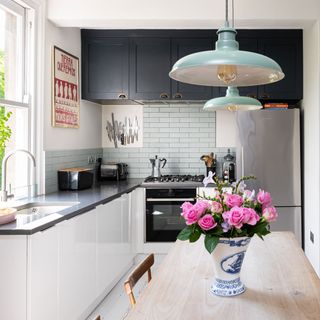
[102,104,235,178]
[45,148,102,193]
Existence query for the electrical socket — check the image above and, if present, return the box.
[310,231,314,244]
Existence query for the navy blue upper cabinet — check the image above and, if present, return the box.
[81,30,302,102]
[129,38,171,100]
[257,36,303,100]
[82,36,129,101]
[171,38,217,100]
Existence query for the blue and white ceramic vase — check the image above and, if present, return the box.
[210,237,251,297]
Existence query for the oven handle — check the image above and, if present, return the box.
[146,198,196,202]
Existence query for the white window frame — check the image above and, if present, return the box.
[0,0,45,196]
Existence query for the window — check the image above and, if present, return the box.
[0,0,34,199]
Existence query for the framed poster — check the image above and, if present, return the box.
[102,105,143,148]
[52,46,80,128]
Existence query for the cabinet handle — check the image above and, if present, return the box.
[118,93,127,99]
[160,92,169,99]
[247,93,257,99]
[261,93,271,99]
[174,93,183,99]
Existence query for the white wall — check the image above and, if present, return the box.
[216,111,236,148]
[302,21,320,276]
[43,21,101,150]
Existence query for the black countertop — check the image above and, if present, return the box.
[0,178,213,235]
[0,179,142,235]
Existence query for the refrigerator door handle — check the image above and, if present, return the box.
[241,147,244,177]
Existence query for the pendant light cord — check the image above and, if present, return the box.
[225,0,229,27]
[232,0,234,28]
[225,0,235,28]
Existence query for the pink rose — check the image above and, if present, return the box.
[257,189,272,207]
[183,208,201,225]
[241,207,260,225]
[193,200,210,216]
[223,207,245,229]
[181,202,194,217]
[226,194,244,208]
[198,214,217,231]
[263,206,278,222]
[227,207,245,229]
[211,201,223,213]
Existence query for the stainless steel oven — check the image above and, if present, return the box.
[146,188,196,242]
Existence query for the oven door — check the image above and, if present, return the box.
[146,189,196,242]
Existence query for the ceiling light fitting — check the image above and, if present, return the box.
[203,86,262,112]
[169,0,285,87]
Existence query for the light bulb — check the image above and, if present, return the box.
[227,105,238,112]
[217,65,237,84]
[268,73,280,83]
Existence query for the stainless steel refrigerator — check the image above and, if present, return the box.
[235,109,302,244]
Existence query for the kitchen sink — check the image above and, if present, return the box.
[15,202,79,215]
[14,202,79,226]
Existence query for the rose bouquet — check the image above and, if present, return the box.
[177,174,278,253]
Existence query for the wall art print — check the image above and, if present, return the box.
[52,46,80,128]
[102,105,143,148]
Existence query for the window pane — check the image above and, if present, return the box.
[0,105,29,197]
[0,3,24,102]
[0,1,31,199]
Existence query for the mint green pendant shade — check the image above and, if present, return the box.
[169,27,285,87]
[203,87,262,111]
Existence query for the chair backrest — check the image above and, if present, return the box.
[124,254,155,307]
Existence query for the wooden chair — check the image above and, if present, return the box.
[124,254,155,307]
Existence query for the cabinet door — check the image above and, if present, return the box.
[0,235,27,320]
[130,38,171,100]
[82,37,129,100]
[58,212,97,320]
[29,227,58,320]
[96,194,134,298]
[171,38,216,100]
[257,37,303,100]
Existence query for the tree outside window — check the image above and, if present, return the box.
[0,49,12,184]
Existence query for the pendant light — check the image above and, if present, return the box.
[203,86,262,111]
[169,0,284,87]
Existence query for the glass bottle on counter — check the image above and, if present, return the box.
[222,149,235,183]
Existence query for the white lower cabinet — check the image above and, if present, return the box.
[0,235,27,320]
[96,193,134,299]
[28,226,59,320]
[0,192,135,320]
[58,211,97,320]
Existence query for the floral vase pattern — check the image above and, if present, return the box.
[210,236,251,297]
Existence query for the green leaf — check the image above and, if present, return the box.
[204,235,219,254]
[177,227,193,241]
[189,228,201,243]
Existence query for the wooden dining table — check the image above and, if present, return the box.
[126,232,320,320]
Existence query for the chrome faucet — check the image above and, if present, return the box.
[1,149,36,201]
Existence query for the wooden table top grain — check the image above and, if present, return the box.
[126,232,320,320]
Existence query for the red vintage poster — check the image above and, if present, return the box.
[52,46,80,128]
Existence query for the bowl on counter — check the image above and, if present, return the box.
[0,207,17,225]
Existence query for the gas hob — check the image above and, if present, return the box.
[142,175,206,188]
